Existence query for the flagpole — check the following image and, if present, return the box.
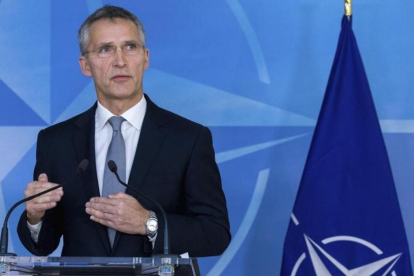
[345,0,352,19]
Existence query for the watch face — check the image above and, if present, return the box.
[147,219,158,232]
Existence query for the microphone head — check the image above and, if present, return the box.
[78,159,89,172]
[107,160,117,173]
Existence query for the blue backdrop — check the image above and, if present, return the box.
[0,1,413,275]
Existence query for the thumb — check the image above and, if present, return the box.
[109,192,130,199]
[38,173,49,182]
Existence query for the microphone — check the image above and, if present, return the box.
[0,159,89,256]
[107,160,176,257]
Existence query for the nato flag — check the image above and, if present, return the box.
[281,16,413,275]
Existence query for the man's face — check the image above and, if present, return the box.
[79,18,149,107]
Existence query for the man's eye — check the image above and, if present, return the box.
[125,44,137,50]
[99,46,112,53]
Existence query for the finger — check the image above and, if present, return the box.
[89,215,115,229]
[30,202,57,211]
[86,208,116,223]
[108,193,143,209]
[90,197,118,206]
[27,187,63,199]
[32,187,63,196]
[30,182,60,190]
[87,202,119,215]
[108,193,140,205]
[38,173,48,182]
[34,194,62,204]
[108,192,131,199]
[40,188,63,197]
[25,185,61,199]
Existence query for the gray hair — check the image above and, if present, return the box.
[78,5,146,55]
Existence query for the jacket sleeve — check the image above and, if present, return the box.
[17,129,64,256]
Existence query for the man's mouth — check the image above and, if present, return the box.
[112,75,131,81]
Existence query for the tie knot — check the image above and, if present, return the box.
[108,116,125,132]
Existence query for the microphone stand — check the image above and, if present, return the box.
[107,161,178,258]
[0,159,89,256]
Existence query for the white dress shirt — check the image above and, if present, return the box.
[95,97,146,193]
[28,96,147,243]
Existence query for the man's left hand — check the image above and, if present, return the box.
[85,193,150,235]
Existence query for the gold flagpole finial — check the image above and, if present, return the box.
[345,0,352,17]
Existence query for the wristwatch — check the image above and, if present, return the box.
[145,210,158,237]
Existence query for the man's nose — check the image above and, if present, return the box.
[113,48,127,67]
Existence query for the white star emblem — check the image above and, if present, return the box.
[304,235,401,276]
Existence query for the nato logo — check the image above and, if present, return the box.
[289,214,401,276]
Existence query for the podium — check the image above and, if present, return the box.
[0,256,197,276]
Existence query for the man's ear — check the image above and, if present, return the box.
[79,56,92,77]
[144,48,150,70]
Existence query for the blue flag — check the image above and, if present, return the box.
[281,16,413,275]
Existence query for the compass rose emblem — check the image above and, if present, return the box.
[290,215,401,276]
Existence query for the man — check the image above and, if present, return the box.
[17,5,230,257]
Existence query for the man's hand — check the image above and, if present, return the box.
[24,173,63,225]
[85,193,150,235]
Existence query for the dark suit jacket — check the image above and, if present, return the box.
[18,95,230,257]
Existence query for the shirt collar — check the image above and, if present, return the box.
[96,95,147,132]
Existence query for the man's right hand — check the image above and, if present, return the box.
[24,173,63,225]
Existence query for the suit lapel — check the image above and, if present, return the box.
[126,95,166,195]
[112,95,166,252]
[72,104,111,255]
[72,107,99,200]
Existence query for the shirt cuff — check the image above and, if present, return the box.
[27,220,43,243]
[148,233,157,249]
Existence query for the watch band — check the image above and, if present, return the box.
[146,210,158,237]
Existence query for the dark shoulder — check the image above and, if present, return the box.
[147,101,214,154]
[147,99,208,137]
[159,106,203,129]
[39,105,95,138]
